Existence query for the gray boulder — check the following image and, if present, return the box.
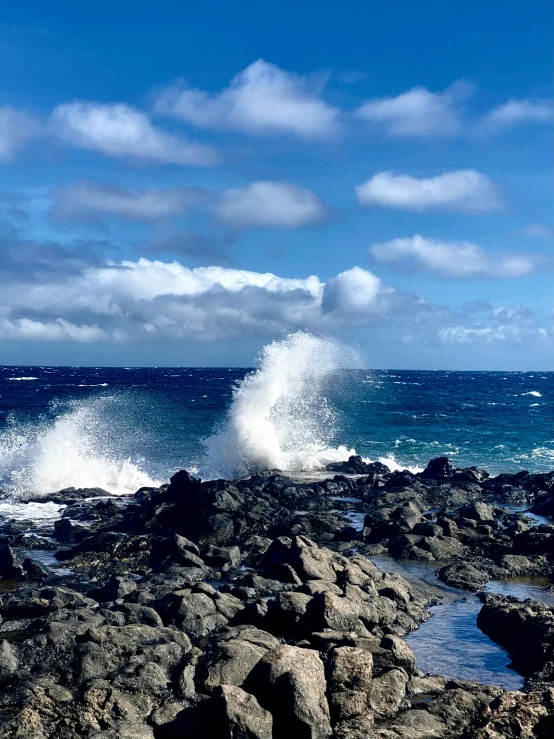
[459,502,495,522]
[248,645,332,738]
[196,639,268,693]
[208,685,273,739]
[367,667,408,719]
[328,646,373,722]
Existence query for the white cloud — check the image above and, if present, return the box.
[0,106,40,161]
[369,235,542,279]
[0,254,547,346]
[49,179,326,231]
[356,170,501,212]
[51,101,219,165]
[322,266,384,315]
[51,182,208,222]
[154,59,340,139]
[522,223,553,239]
[437,324,548,345]
[355,82,472,137]
[480,98,553,132]
[0,257,429,342]
[438,302,550,345]
[491,305,535,325]
[0,317,119,342]
[214,181,327,229]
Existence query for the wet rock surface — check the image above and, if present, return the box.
[0,458,552,737]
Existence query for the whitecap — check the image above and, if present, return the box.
[522,391,542,397]
[8,377,38,381]
[531,447,554,462]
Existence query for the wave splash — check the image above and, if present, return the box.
[201,332,360,479]
[0,395,160,497]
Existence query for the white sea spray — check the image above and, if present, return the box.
[0,395,159,496]
[201,332,360,478]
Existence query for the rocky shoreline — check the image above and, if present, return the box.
[0,456,553,738]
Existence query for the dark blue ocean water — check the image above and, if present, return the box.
[0,362,552,496]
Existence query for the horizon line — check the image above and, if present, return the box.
[1,364,553,373]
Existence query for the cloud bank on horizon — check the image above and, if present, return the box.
[0,254,549,350]
[0,0,552,369]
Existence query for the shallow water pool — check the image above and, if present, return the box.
[371,554,553,690]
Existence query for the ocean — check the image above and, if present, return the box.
[0,334,552,502]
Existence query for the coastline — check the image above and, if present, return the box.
[0,456,553,737]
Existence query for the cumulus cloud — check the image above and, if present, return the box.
[50,179,327,231]
[51,101,219,165]
[0,254,442,343]
[153,59,340,139]
[0,248,547,346]
[322,266,384,315]
[214,181,327,229]
[0,259,319,342]
[355,84,551,139]
[480,98,553,132]
[0,106,40,161]
[356,170,501,213]
[355,81,472,137]
[369,235,542,279]
[51,182,209,223]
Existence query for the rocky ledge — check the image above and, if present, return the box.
[0,457,552,738]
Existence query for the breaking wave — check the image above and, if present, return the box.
[376,455,424,475]
[0,395,160,497]
[201,332,360,479]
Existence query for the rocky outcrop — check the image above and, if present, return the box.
[466,688,554,738]
[0,460,552,738]
[477,594,554,683]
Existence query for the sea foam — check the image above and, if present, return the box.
[201,332,359,479]
[376,455,424,475]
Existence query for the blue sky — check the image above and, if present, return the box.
[0,0,552,369]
